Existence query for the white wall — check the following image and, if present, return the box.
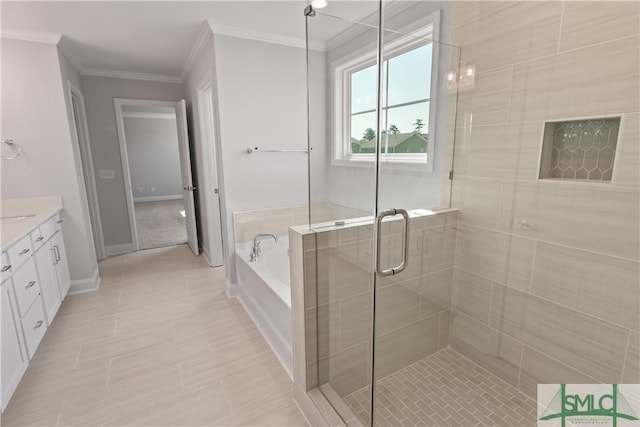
[81,76,184,247]
[123,116,182,200]
[183,35,227,270]
[211,34,328,286]
[1,38,98,283]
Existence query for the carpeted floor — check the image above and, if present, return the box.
[134,199,187,250]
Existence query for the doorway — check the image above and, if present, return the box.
[114,99,199,254]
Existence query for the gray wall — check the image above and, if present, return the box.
[81,76,184,247]
[123,116,182,200]
[1,38,98,282]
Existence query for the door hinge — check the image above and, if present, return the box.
[449,170,454,180]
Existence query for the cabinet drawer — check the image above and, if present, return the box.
[39,216,58,241]
[7,235,33,270]
[12,258,39,317]
[21,297,47,359]
[31,228,47,251]
[1,252,11,282]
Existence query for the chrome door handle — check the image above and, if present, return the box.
[34,320,44,330]
[1,265,11,272]
[35,236,44,242]
[26,281,36,289]
[53,245,61,262]
[375,208,410,277]
[19,248,30,255]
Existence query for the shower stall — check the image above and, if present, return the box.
[291,1,640,426]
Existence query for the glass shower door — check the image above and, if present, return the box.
[306,2,461,425]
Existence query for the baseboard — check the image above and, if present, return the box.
[106,243,134,257]
[237,288,293,380]
[133,195,183,203]
[68,268,101,294]
[202,246,213,267]
[226,282,238,299]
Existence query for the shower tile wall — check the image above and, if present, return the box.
[449,0,639,398]
[303,211,458,399]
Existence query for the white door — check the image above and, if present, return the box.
[197,84,224,266]
[175,100,199,256]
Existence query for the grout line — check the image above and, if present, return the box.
[105,358,113,388]
[516,344,525,390]
[219,379,235,418]
[620,330,632,384]
[557,0,566,54]
[72,347,82,370]
[54,400,66,427]
[178,364,187,395]
[528,240,538,293]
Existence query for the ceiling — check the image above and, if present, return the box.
[1,1,379,78]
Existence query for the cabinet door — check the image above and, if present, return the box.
[51,232,71,298]
[1,280,28,411]
[34,242,61,325]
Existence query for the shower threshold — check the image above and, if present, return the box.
[344,347,537,427]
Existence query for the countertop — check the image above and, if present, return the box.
[1,197,63,250]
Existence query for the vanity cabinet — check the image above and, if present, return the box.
[1,278,28,412]
[0,211,70,411]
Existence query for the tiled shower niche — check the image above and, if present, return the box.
[539,117,621,182]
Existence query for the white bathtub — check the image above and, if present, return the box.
[235,237,292,378]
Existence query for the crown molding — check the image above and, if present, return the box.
[122,111,176,120]
[81,68,183,84]
[207,19,326,52]
[182,22,214,78]
[1,29,61,45]
[57,39,84,73]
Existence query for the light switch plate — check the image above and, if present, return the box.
[99,169,115,179]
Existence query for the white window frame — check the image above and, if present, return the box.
[331,11,441,169]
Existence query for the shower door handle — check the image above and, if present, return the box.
[375,208,410,277]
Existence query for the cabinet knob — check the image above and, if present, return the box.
[1,265,11,272]
[26,281,36,289]
[35,236,44,242]
[33,320,44,330]
[19,248,30,255]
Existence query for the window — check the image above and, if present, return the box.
[332,19,439,166]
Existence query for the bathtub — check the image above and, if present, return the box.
[235,236,292,378]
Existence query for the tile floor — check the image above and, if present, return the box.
[344,348,537,427]
[2,245,308,426]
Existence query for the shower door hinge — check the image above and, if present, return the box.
[449,170,454,180]
[304,5,315,17]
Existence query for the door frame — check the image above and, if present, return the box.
[67,81,106,260]
[113,98,182,252]
[196,73,225,266]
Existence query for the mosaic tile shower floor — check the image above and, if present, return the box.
[344,348,537,427]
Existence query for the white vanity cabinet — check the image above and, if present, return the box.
[33,240,61,324]
[1,278,28,412]
[0,206,71,412]
[51,227,70,298]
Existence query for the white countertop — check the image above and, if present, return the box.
[1,197,63,250]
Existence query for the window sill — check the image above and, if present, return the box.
[331,156,434,172]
